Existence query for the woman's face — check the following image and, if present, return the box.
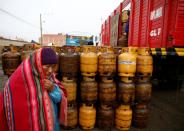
[42,64,56,79]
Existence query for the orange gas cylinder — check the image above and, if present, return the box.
[98,51,116,77]
[133,104,149,128]
[118,78,135,105]
[115,105,132,130]
[2,51,21,77]
[63,103,78,129]
[62,79,77,103]
[80,76,98,103]
[80,46,98,76]
[99,77,116,104]
[118,47,137,77]
[137,48,153,76]
[135,79,152,104]
[79,103,96,130]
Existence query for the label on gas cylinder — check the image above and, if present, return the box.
[118,60,136,65]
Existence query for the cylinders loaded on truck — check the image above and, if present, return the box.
[101,0,184,88]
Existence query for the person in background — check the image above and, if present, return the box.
[0,47,67,131]
[124,10,130,38]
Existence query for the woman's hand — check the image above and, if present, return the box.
[43,79,54,92]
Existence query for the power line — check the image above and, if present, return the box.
[0,8,39,29]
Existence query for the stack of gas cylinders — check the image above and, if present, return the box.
[1,45,153,130]
[117,47,136,130]
[97,47,116,129]
[59,47,79,129]
[79,46,98,130]
[133,48,153,128]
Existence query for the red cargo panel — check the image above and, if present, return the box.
[106,16,111,46]
[101,23,105,46]
[161,0,177,48]
[129,0,142,47]
[148,0,165,48]
[139,0,149,47]
[147,0,184,48]
[173,0,184,46]
[102,0,184,48]
[116,3,123,39]
[104,20,108,45]
[129,0,184,48]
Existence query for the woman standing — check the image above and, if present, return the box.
[0,47,67,131]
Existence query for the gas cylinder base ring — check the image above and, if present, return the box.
[62,76,76,82]
[67,100,77,105]
[62,72,78,78]
[101,76,114,83]
[83,76,95,81]
[99,72,115,77]
[80,125,94,130]
[119,73,135,77]
[99,101,116,106]
[62,126,77,130]
[136,72,152,77]
[81,100,97,105]
[120,76,134,83]
[116,126,130,131]
[82,72,96,77]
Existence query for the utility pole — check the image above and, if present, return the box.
[40,14,43,45]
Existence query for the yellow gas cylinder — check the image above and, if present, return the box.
[80,46,98,76]
[118,47,137,77]
[115,105,132,131]
[137,48,153,76]
[79,103,96,130]
[62,77,77,103]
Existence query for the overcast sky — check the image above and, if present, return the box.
[0,0,123,41]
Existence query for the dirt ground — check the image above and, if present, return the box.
[61,86,184,131]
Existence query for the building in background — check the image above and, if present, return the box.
[0,37,36,48]
[66,34,93,46]
[41,33,66,46]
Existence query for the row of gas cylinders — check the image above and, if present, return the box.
[1,47,153,77]
[63,103,149,130]
[63,76,152,105]
[60,47,153,78]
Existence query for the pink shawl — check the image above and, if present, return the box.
[0,48,67,131]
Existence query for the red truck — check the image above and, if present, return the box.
[101,0,184,88]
